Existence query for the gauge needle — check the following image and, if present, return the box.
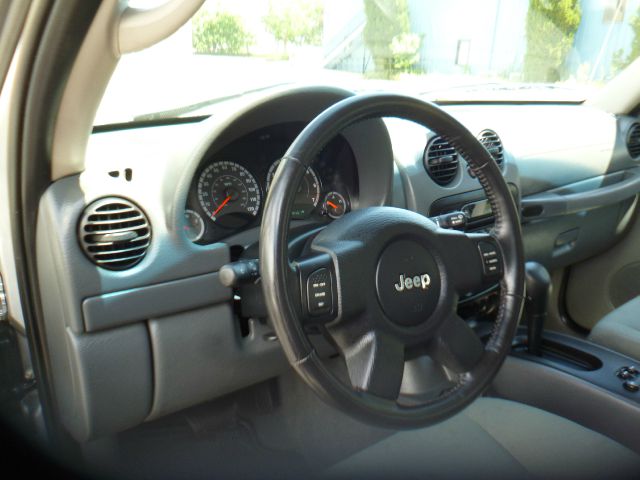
[326,201,339,210]
[212,195,232,217]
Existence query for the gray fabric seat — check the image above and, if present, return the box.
[589,296,640,360]
[327,397,640,479]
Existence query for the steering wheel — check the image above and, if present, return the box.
[260,93,525,429]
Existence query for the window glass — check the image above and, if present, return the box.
[96,0,640,125]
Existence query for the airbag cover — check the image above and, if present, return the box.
[375,239,441,326]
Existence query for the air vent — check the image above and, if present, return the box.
[478,129,504,169]
[424,136,459,186]
[78,198,151,271]
[627,123,640,159]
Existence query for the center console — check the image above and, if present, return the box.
[490,261,640,454]
[510,330,640,403]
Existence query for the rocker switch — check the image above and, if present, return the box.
[307,268,332,316]
[478,242,502,277]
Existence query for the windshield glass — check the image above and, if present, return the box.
[96,0,640,125]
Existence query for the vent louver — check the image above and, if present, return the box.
[627,123,640,159]
[478,129,504,168]
[78,198,150,271]
[424,136,459,186]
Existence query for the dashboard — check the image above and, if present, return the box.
[39,85,640,441]
[185,122,359,244]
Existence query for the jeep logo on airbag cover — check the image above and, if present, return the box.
[376,240,440,327]
[394,273,431,292]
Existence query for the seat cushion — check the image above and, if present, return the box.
[326,397,640,479]
[589,296,640,360]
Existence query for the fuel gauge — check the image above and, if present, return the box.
[323,191,348,219]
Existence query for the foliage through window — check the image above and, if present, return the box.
[96,0,640,125]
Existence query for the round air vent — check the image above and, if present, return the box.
[78,198,151,271]
[424,136,459,186]
[627,122,640,159]
[478,129,504,169]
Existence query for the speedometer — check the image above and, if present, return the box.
[197,161,261,229]
[267,159,321,219]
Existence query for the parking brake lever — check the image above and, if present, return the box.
[524,262,551,356]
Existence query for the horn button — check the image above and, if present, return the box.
[375,239,441,327]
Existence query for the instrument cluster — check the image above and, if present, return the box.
[184,122,359,244]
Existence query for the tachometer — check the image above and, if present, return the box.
[197,161,261,229]
[267,159,321,219]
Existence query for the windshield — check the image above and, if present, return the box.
[95,0,640,125]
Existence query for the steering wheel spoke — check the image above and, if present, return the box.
[436,229,504,296]
[339,330,405,400]
[428,313,484,374]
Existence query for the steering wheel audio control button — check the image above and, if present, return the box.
[307,268,333,316]
[478,241,502,277]
[623,380,640,393]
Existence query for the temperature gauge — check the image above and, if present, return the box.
[323,191,348,219]
[184,209,205,242]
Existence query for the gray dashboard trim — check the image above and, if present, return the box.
[38,174,231,334]
[37,86,395,441]
[63,323,153,441]
[147,306,287,420]
[385,117,520,218]
[521,167,640,219]
[82,272,229,332]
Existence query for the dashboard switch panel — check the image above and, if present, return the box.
[307,268,333,316]
[617,366,639,380]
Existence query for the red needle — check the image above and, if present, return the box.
[326,201,339,210]
[212,195,232,217]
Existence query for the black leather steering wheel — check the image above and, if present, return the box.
[260,93,525,429]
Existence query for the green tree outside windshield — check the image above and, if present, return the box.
[523,0,581,82]
[192,10,253,55]
[363,0,421,78]
[263,0,324,57]
[612,6,640,74]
